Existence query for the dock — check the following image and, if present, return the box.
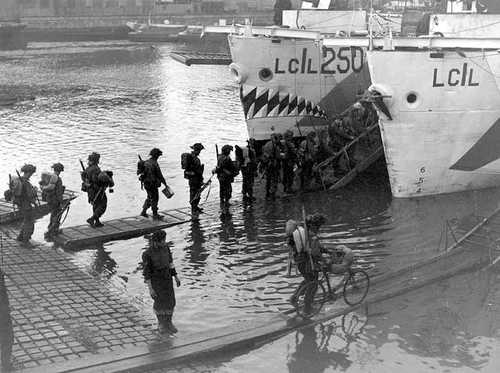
[53,207,192,248]
[170,51,232,66]
[0,189,77,224]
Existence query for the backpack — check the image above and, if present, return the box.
[5,176,28,205]
[181,152,192,170]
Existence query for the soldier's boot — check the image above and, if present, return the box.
[156,315,168,334]
[94,218,104,228]
[86,216,96,227]
[152,208,163,220]
[165,315,178,334]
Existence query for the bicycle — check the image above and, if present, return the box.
[294,265,370,318]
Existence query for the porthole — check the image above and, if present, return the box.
[405,91,420,109]
[407,93,417,104]
[259,68,273,82]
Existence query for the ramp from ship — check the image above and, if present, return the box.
[315,123,384,191]
[170,51,231,66]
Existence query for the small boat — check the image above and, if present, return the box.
[177,25,227,44]
[128,21,186,42]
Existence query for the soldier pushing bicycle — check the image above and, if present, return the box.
[286,212,369,318]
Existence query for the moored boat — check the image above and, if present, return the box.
[128,21,186,42]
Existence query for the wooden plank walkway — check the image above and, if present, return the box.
[170,51,232,66]
[53,207,192,249]
[0,189,77,224]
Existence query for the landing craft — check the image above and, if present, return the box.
[368,37,500,197]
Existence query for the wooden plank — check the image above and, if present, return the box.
[173,208,192,217]
[54,211,191,248]
[160,209,189,221]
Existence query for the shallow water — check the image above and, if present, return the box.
[1,41,500,367]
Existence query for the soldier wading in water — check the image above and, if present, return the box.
[142,230,181,334]
[183,143,205,214]
[215,145,238,215]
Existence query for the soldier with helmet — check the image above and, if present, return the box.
[83,152,113,227]
[40,162,66,240]
[183,143,205,213]
[261,133,283,200]
[215,144,238,214]
[282,130,297,194]
[14,164,38,243]
[140,148,168,220]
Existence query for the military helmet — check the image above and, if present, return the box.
[306,213,327,228]
[190,143,204,151]
[151,229,166,242]
[221,144,233,154]
[88,152,100,163]
[20,164,36,174]
[284,130,294,139]
[149,148,163,157]
[52,162,64,172]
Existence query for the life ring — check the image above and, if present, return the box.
[229,62,248,84]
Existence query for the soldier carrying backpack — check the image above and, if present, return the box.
[12,164,38,243]
[39,163,66,240]
[139,148,168,220]
[181,143,205,213]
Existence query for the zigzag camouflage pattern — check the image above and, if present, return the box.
[240,85,328,120]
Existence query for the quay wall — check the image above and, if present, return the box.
[20,12,273,41]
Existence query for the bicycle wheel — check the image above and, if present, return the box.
[295,281,326,318]
[343,270,370,306]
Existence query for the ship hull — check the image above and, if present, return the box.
[229,35,371,140]
[368,49,500,197]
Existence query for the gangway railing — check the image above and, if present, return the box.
[313,122,382,190]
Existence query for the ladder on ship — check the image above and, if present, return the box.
[314,123,384,191]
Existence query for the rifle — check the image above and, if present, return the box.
[138,154,144,190]
[189,173,214,205]
[16,169,40,207]
[8,174,15,211]
[302,205,315,271]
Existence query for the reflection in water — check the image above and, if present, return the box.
[287,313,368,373]
[0,270,13,371]
[242,206,258,242]
[186,219,208,270]
[90,246,118,279]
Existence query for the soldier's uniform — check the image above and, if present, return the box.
[217,145,237,213]
[240,139,257,202]
[42,163,65,239]
[299,132,319,190]
[84,153,113,227]
[141,148,167,220]
[184,143,205,213]
[14,164,37,243]
[261,134,282,199]
[282,131,297,194]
